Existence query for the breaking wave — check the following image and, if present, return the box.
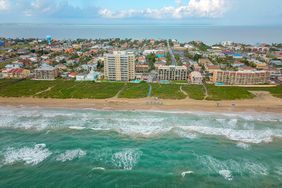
[111,149,142,170]
[1,107,282,144]
[2,144,52,166]
[56,149,86,162]
[197,155,269,178]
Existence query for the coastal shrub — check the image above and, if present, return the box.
[151,84,186,99]
[118,83,149,98]
[182,84,205,100]
[206,85,255,101]
[247,86,282,98]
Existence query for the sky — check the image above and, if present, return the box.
[0,0,281,25]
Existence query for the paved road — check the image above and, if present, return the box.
[147,84,152,97]
[167,40,177,66]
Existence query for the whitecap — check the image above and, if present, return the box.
[111,149,142,170]
[56,149,86,162]
[69,126,86,130]
[219,170,233,181]
[92,167,106,171]
[181,126,282,144]
[181,171,194,177]
[3,144,52,166]
[197,155,268,177]
[91,127,111,131]
[236,142,251,150]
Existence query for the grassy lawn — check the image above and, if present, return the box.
[38,81,124,99]
[246,86,282,99]
[118,83,149,99]
[1,79,281,100]
[170,80,188,84]
[0,80,55,97]
[182,84,205,100]
[151,84,186,99]
[0,79,125,99]
[206,85,255,101]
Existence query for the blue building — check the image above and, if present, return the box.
[0,40,4,47]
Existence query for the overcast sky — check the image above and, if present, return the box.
[0,0,281,25]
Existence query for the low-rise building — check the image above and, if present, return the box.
[2,68,30,79]
[189,71,203,84]
[212,70,270,85]
[34,64,58,80]
[135,64,149,73]
[157,65,188,81]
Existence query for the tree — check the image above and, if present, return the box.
[146,53,156,71]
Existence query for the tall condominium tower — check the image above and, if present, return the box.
[104,51,135,81]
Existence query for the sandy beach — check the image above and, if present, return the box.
[0,91,281,113]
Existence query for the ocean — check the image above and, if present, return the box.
[1,24,282,44]
[0,106,281,187]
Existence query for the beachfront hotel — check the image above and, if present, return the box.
[104,51,135,81]
[212,70,270,85]
[156,65,188,81]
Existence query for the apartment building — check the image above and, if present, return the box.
[157,65,188,81]
[104,51,135,81]
[34,64,58,80]
[212,70,270,85]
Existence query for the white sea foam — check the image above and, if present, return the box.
[3,144,52,166]
[236,142,251,150]
[1,107,282,144]
[91,127,111,131]
[56,149,86,162]
[69,126,86,130]
[112,149,142,170]
[198,155,268,177]
[92,167,106,171]
[275,167,282,176]
[181,126,282,144]
[219,170,233,181]
[116,125,172,137]
[181,171,194,177]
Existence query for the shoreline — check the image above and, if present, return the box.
[1,92,282,114]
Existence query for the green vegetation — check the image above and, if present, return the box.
[38,81,124,99]
[189,41,211,51]
[118,83,149,98]
[0,79,282,100]
[151,84,186,99]
[146,53,156,71]
[166,52,172,65]
[170,80,188,84]
[0,80,124,99]
[206,85,255,101]
[182,84,205,100]
[0,80,55,97]
[247,86,282,99]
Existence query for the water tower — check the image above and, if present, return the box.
[46,36,52,45]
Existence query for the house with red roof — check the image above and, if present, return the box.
[2,68,30,79]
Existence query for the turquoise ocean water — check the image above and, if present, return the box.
[0,106,282,187]
[1,24,282,44]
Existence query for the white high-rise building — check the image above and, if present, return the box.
[104,51,135,81]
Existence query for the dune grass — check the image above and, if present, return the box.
[118,83,149,98]
[206,85,255,101]
[182,84,205,100]
[151,84,186,99]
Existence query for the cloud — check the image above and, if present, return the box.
[99,0,228,19]
[188,0,227,17]
[0,0,9,10]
